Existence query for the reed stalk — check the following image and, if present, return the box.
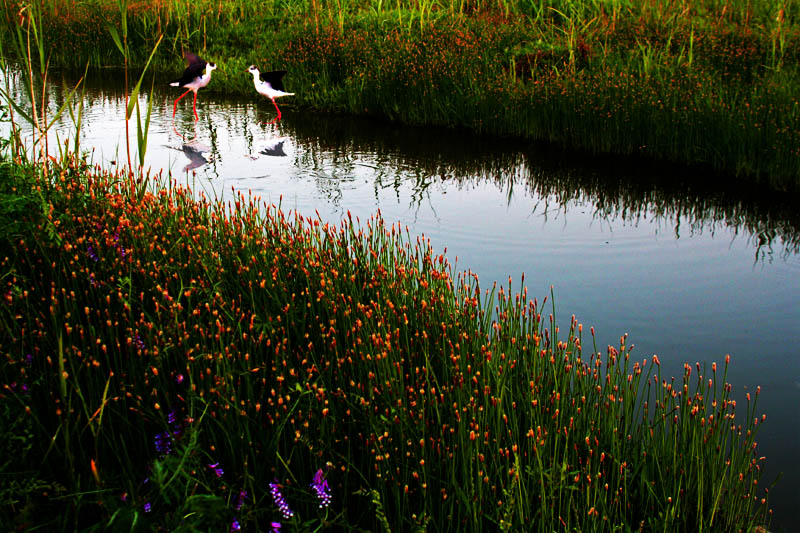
[0,0,787,529]
[2,0,798,186]
[0,149,776,529]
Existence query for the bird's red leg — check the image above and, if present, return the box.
[271,99,282,121]
[192,92,199,121]
[173,88,192,117]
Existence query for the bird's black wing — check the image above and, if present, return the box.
[260,70,287,92]
[171,63,206,86]
[183,51,206,67]
[170,51,208,85]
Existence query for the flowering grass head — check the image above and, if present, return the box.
[0,155,776,531]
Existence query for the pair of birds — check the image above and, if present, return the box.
[170,51,293,122]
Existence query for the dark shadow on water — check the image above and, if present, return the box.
[13,68,800,260]
[278,110,800,260]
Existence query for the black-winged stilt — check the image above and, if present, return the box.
[170,51,217,120]
[246,66,294,123]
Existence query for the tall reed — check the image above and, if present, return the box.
[3,0,798,186]
[0,2,784,529]
[0,1,85,169]
[106,0,163,172]
[0,157,775,530]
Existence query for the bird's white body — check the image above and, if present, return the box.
[246,66,294,124]
[171,63,217,92]
[171,52,217,121]
[247,66,294,100]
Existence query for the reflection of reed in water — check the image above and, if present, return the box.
[12,71,800,259]
[280,111,800,259]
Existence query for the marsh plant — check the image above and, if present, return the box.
[0,2,85,169]
[0,0,781,530]
[2,0,798,187]
[105,0,163,170]
[0,0,162,174]
[0,151,776,530]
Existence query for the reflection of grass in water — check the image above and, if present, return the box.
[6,58,798,259]
[0,152,775,530]
[281,112,800,259]
[3,0,799,188]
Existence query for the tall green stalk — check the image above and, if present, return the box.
[0,2,83,167]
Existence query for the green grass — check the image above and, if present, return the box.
[0,2,783,530]
[1,0,799,189]
[0,156,775,531]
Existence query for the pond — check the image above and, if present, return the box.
[3,69,799,530]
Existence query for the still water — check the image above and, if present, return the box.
[3,70,799,530]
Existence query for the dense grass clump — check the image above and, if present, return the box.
[1,0,799,188]
[0,153,773,530]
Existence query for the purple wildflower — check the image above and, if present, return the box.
[310,469,332,508]
[9,382,29,394]
[24,353,33,366]
[230,518,241,532]
[269,481,294,519]
[235,489,247,511]
[208,462,224,478]
[113,231,127,258]
[87,245,98,262]
[271,522,282,532]
[143,502,151,513]
[154,431,172,455]
[134,334,145,351]
[167,411,177,425]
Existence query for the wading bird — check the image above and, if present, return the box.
[170,51,217,120]
[246,66,294,123]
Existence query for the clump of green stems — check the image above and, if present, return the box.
[1,67,776,532]
[0,151,776,531]
[0,0,162,175]
[105,0,163,171]
[2,0,799,188]
[0,2,781,530]
[0,1,85,170]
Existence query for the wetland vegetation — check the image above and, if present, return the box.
[0,1,789,531]
[0,150,775,532]
[2,0,799,188]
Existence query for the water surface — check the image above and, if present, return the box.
[4,69,799,530]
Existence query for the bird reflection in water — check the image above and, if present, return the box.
[181,142,211,172]
[259,138,287,157]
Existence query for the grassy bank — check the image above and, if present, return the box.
[0,156,774,529]
[1,0,799,190]
[0,2,782,530]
